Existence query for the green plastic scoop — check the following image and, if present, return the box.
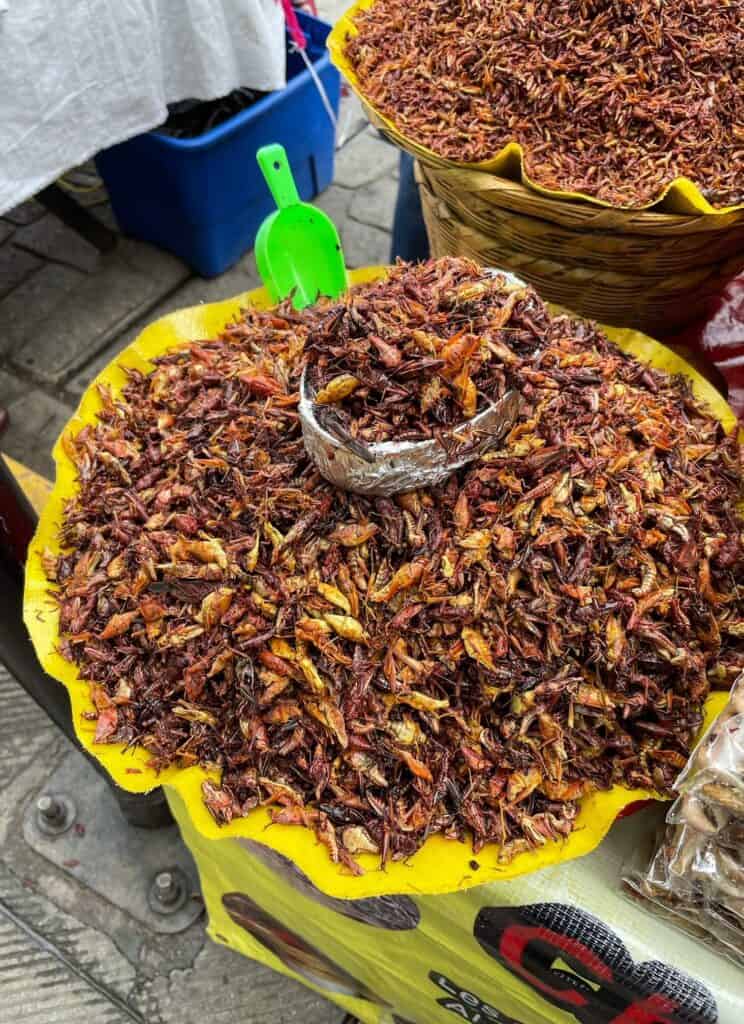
[254,143,347,309]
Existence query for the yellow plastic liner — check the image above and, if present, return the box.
[3,454,52,514]
[328,0,744,217]
[23,266,735,898]
[168,780,744,1024]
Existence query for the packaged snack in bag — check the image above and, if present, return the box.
[624,673,744,966]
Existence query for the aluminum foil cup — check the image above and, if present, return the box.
[299,268,525,497]
[300,384,519,496]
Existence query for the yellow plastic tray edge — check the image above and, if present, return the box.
[23,266,737,898]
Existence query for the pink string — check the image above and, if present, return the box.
[281,0,307,50]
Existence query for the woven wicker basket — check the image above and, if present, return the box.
[417,163,744,273]
[416,164,744,335]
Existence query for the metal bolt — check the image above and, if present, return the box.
[35,793,75,835]
[38,795,64,825]
[154,872,180,906]
[149,867,189,915]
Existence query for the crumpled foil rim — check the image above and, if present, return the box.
[299,268,525,496]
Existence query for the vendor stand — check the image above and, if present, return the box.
[20,260,744,1023]
[6,0,744,1020]
[6,433,744,1022]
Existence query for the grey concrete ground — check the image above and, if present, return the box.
[0,16,398,1021]
[0,671,345,1024]
[0,126,397,480]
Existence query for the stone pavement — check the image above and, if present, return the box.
[0,667,343,1019]
[0,680,342,1024]
[0,31,399,1023]
[0,127,398,480]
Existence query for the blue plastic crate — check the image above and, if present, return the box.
[96,13,340,278]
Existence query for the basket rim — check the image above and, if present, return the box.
[414,164,744,275]
[418,179,744,293]
[413,155,744,236]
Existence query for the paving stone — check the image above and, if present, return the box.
[0,668,58,793]
[0,660,344,1024]
[13,214,102,274]
[0,733,208,986]
[349,172,398,231]
[0,245,42,300]
[148,259,263,311]
[1,388,73,479]
[315,184,391,268]
[67,259,261,397]
[10,239,189,386]
[333,128,398,189]
[314,185,354,233]
[2,199,46,227]
[142,939,344,1024]
[0,263,86,357]
[94,203,119,231]
[341,220,391,269]
[336,93,368,150]
[0,863,134,1024]
[0,368,27,409]
[69,188,111,211]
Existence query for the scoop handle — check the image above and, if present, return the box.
[256,144,300,210]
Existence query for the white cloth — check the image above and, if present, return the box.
[0,0,286,214]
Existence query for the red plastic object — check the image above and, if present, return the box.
[663,272,744,421]
[616,799,654,820]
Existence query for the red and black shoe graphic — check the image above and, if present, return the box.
[473,904,717,1024]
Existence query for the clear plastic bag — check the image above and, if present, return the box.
[624,674,744,967]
